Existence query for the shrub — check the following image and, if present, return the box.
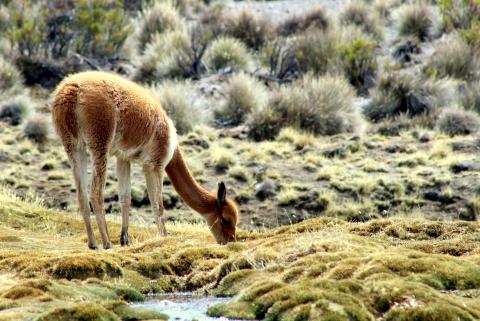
[150,81,204,134]
[260,39,300,82]
[5,2,45,57]
[249,74,359,140]
[425,34,480,81]
[73,0,131,58]
[24,116,49,144]
[461,80,480,113]
[137,1,185,52]
[37,303,119,321]
[199,3,227,37]
[206,37,252,72]
[436,108,480,136]
[0,56,23,94]
[394,2,440,41]
[0,96,31,126]
[134,30,188,83]
[216,73,268,125]
[338,37,378,95]
[248,105,285,141]
[364,69,457,122]
[224,11,273,50]
[340,1,382,39]
[294,27,338,75]
[277,6,329,37]
[439,0,480,31]
[211,145,235,171]
[173,25,212,79]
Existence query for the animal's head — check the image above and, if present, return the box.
[206,182,239,245]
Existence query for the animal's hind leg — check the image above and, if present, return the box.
[90,154,112,249]
[70,142,98,249]
[117,157,131,246]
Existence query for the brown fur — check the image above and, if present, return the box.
[51,71,238,248]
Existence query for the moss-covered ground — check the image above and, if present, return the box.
[0,187,479,320]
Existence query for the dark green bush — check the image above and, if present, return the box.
[439,0,480,31]
[73,0,131,58]
[338,38,378,95]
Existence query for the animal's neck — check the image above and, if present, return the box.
[165,146,217,215]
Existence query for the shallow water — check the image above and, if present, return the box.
[131,292,232,321]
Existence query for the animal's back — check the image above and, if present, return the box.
[51,71,170,160]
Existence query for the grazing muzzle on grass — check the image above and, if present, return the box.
[207,182,239,245]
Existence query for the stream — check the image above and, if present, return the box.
[131,292,233,321]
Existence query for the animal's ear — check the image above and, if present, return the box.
[217,182,227,207]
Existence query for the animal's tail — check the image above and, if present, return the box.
[51,82,80,141]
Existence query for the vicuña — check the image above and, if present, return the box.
[51,71,238,249]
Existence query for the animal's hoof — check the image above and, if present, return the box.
[120,230,129,246]
[88,243,98,250]
[103,242,112,250]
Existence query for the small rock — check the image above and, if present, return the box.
[419,132,431,143]
[254,180,277,200]
[321,146,346,159]
[363,141,379,149]
[0,151,11,162]
[450,161,480,174]
[386,143,406,153]
[183,136,209,149]
[423,190,457,205]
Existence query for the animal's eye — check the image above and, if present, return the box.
[221,217,230,226]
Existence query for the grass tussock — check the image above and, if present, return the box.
[436,108,480,136]
[394,2,440,41]
[293,27,338,75]
[364,69,457,122]
[0,56,23,95]
[23,116,49,145]
[340,1,382,39]
[425,33,480,81]
[224,11,273,50]
[277,6,330,37]
[249,74,360,140]
[150,81,206,134]
[0,96,32,126]
[216,73,268,125]
[136,1,185,52]
[206,36,252,72]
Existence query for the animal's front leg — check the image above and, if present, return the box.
[117,157,131,246]
[144,165,166,236]
[155,170,167,236]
